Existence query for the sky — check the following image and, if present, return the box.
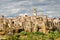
[0,0,60,18]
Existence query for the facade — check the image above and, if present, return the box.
[0,8,60,35]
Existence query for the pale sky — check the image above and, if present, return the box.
[0,0,60,18]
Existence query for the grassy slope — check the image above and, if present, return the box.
[7,31,60,40]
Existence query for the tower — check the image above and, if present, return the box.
[33,8,37,16]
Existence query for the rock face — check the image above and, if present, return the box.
[0,8,60,35]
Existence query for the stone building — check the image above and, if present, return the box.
[0,15,7,35]
[0,8,60,35]
[53,18,60,30]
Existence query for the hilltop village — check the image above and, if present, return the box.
[0,8,60,35]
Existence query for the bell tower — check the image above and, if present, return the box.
[33,8,37,16]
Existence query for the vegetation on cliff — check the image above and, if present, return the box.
[6,30,60,40]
